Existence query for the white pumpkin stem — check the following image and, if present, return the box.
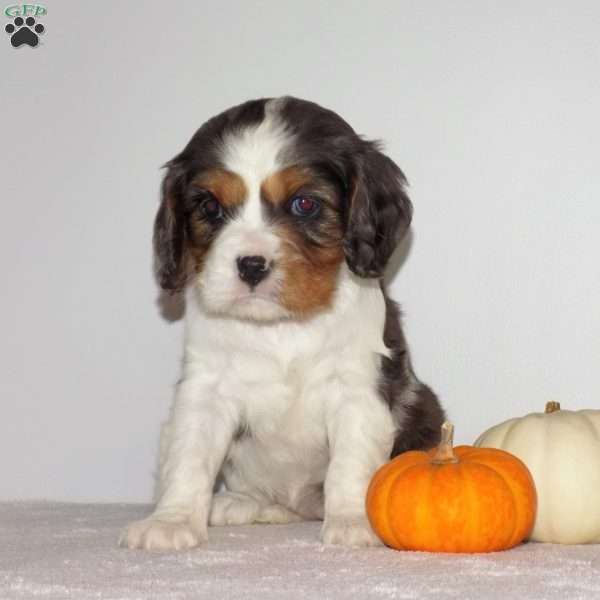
[545,401,561,413]
[431,421,459,465]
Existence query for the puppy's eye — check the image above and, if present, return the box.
[200,196,224,221]
[289,196,320,218]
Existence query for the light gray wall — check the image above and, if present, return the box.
[1,1,598,502]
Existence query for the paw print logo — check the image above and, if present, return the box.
[5,16,45,48]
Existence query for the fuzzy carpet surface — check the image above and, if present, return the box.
[1,501,600,600]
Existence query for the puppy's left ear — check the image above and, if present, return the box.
[343,144,413,278]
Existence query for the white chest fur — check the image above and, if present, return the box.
[176,266,392,514]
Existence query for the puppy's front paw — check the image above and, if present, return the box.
[119,516,207,551]
[209,492,260,526]
[321,515,383,547]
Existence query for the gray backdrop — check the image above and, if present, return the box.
[1,0,598,502]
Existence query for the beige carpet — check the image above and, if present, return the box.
[1,502,600,599]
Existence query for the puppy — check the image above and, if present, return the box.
[121,97,444,550]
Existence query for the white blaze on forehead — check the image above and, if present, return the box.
[219,99,292,227]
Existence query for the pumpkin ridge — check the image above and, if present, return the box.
[367,461,402,547]
[387,462,430,550]
[579,412,600,442]
[367,454,429,548]
[463,451,535,547]
[478,461,520,549]
[458,462,480,552]
[497,418,517,450]
[385,469,407,549]
[433,461,467,552]
[473,461,517,551]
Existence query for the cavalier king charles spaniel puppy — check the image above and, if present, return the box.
[121,96,444,550]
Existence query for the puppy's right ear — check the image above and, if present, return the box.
[153,159,188,293]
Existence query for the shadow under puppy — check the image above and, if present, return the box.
[121,97,445,550]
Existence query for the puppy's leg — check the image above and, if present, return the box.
[321,380,395,547]
[120,377,239,550]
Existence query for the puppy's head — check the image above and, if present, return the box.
[154,97,412,322]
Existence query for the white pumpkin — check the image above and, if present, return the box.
[474,402,600,544]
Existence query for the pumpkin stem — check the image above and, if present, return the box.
[545,401,561,414]
[431,421,459,465]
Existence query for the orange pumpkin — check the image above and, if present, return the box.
[366,422,537,553]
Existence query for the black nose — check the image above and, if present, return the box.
[237,255,270,288]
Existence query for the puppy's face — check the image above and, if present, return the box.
[154,97,412,322]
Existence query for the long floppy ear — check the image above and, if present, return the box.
[343,143,413,278]
[153,159,189,292]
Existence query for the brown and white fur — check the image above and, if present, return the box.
[120,97,444,550]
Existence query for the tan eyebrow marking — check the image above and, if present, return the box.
[261,166,315,206]
[193,169,247,208]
